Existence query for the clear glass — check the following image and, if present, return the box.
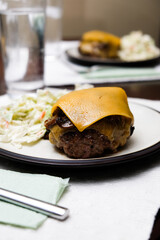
[45,0,62,59]
[44,0,63,86]
[0,0,46,96]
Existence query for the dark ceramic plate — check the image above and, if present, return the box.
[66,48,160,67]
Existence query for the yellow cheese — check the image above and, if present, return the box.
[82,30,120,44]
[51,87,134,132]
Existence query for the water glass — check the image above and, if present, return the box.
[45,0,62,59]
[0,0,46,96]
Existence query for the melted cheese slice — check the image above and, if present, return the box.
[82,30,120,45]
[52,87,134,132]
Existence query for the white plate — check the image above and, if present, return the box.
[0,101,160,167]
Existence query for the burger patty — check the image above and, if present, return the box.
[59,129,110,159]
[79,42,109,58]
[45,109,134,159]
[79,41,120,58]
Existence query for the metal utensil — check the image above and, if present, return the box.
[0,187,69,220]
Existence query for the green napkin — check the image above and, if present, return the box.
[82,66,160,79]
[0,169,69,229]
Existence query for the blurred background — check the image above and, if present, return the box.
[61,0,160,46]
[0,0,160,96]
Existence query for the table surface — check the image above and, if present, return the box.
[0,48,160,240]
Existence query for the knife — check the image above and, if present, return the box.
[0,187,69,220]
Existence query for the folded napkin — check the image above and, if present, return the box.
[0,169,69,229]
[82,65,160,82]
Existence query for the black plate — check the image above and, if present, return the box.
[66,48,160,67]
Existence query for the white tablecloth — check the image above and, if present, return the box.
[0,95,160,240]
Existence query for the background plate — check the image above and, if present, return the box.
[66,48,160,67]
[0,102,160,167]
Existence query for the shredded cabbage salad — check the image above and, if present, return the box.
[0,89,69,148]
[118,31,160,61]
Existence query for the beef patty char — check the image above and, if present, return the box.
[59,129,110,159]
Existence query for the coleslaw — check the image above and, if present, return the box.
[0,89,69,148]
[118,31,160,61]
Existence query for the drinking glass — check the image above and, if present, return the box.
[0,0,46,96]
[45,0,62,59]
[44,0,63,86]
